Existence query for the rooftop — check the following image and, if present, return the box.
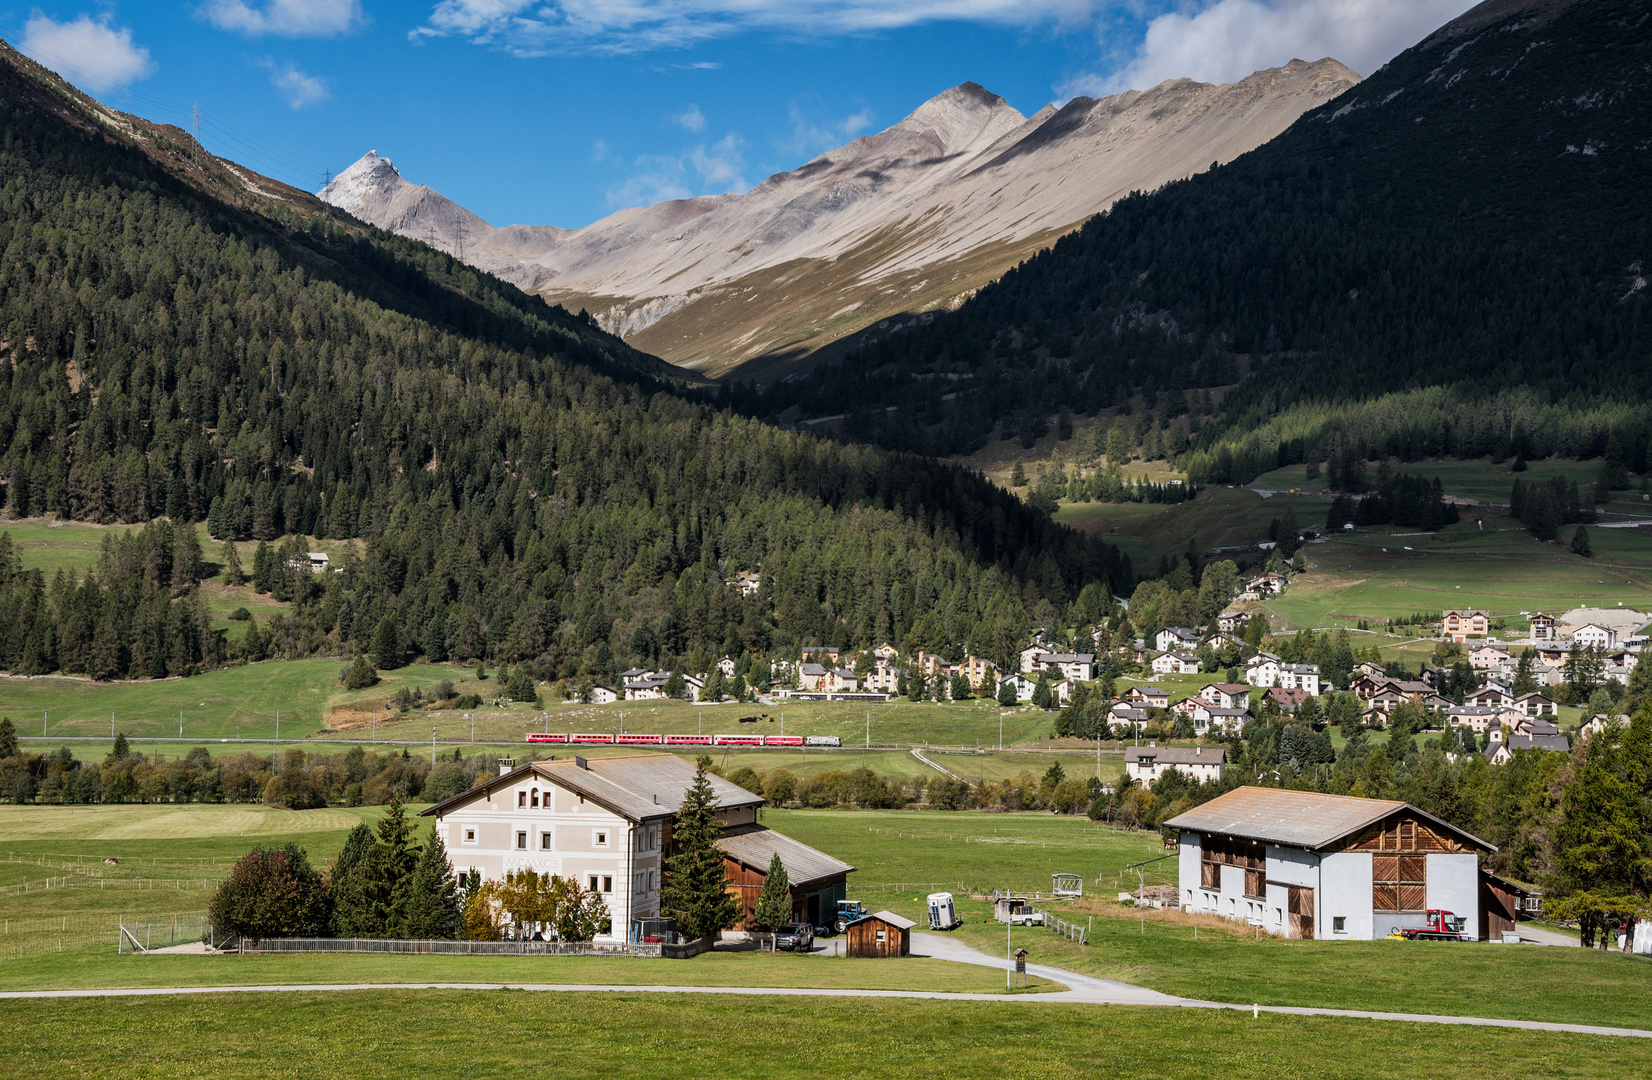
[1164,786,1493,852]
[1125,746,1226,765]
[421,753,764,823]
[715,823,855,888]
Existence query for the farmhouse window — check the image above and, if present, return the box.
[1333,917,1346,933]
[594,830,609,848]
[602,875,613,893]
[1200,853,1220,890]
[518,792,527,808]
[589,875,600,892]
[516,831,528,850]
[1372,854,1427,911]
[463,828,476,845]
[541,833,553,850]
[531,790,540,808]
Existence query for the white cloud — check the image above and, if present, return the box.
[779,104,875,157]
[262,60,330,107]
[606,132,747,207]
[415,0,1093,55]
[19,13,155,93]
[672,104,706,131]
[1074,0,1477,96]
[200,0,364,37]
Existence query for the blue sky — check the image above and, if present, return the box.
[5,1,1474,228]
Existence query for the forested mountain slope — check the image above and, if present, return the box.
[0,40,1126,683]
[742,0,1652,476]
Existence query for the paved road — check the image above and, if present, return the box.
[3,933,1647,1038]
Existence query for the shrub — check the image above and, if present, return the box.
[227,607,251,621]
[209,844,330,944]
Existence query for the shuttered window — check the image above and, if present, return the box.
[1372,854,1427,911]
[1200,856,1219,890]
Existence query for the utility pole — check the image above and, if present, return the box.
[111,711,114,739]
[453,218,468,263]
[865,710,870,748]
[43,710,47,736]
[179,710,183,738]
[276,709,280,743]
[190,101,202,163]
[432,723,437,764]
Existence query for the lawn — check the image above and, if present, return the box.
[2,992,1643,1079]
[0,948,1048,995]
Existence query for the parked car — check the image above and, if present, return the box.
[773,922,814,952]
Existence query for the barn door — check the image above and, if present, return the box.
[1287,886,1315,940]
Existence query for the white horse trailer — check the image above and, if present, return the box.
[927,892,961,931]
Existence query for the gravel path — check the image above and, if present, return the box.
[2,933,1646,1039]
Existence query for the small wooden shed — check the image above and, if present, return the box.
[844,910,915,958]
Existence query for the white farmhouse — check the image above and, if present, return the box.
[1278,663,1321,696]
[1244,653,1282,687]
[421,754,852,941]
[1124,745,1225,786]
[1168,787,1494,940]
[1571,624,1618,650]
[1152,651,1201,675]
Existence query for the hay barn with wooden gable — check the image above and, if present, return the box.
[1166,787,1495,941]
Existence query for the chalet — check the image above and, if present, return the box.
[1205,631,1247,652]
[1572,624,1618,650]
[1465,685,1513,709]
[1278,663,1322,696]
[1246,573,1286,597]
[285,551,330,573]
[1581,713,1628,740]
[681,674,705,701]
[1353,662,1387,680]
[1169,787,1495,940]
[912,651,953,678]
[1486,731,1570,765]
[1469,643,1510,670]
[1109,705,1151,729]
[716,656,737,678]
[1156,627,1202,653]
[1511,715,1560,738]
[873,643,900,661]
[733,571,762,597]
[1513,692,1558,717]
[1446,706,1505,735]
[1124,685,1170,709]
[1152,651,1202,676]
[957,655,999,691]
[1199,683,1251,710]
[1266,687,1309,713]
[1170,696,1206,719]
[1442,609,1490,642]
[824,668,860,693]
[624,675,671,701]
[1029,651,1098,681]
[589,685,619,705]
[1202,707,1250,735]
[1245,653,1282,687]
[998,673,1037,702]
[420,754,849,942]
[798,663,829,691]
[1528,612,1556,641]
[800,645,845,665]
[1217,610,1253,634]
[1048,678,1077,705]
[1124,745,1225,787]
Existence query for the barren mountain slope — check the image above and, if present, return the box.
[323,60,1358,379]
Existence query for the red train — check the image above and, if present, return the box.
[523,733,828,747]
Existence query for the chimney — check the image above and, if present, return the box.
[498,757,515,777]
[1196,745,1201,755]
[575,755,589,770]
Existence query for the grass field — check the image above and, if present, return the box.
[6,803,1652,1038]
[7,993,1645,1080]
[1249,456,1644,508]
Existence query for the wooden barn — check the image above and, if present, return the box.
[1479,870,1531,941]
[845,910,914,958]
[714,824,855,931]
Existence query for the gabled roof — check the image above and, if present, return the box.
[715,823,855,888]
[850,909,916,930]
[420,753,764,823]
[1164,785,1494,853]
[1125,746,1226,765]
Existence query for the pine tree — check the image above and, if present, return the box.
[1032,674,1054,709]
[365,797,418,936]
[251,540,275,593]
[0,717,15,759]
[400,831,461,940]
[222,541,244,586]
[752,851,792,939]
[371,615,401,670]
[330,823,376,936]
[997,677,1017,707]
[659,761,739,941]
[1571,525,1592,557]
